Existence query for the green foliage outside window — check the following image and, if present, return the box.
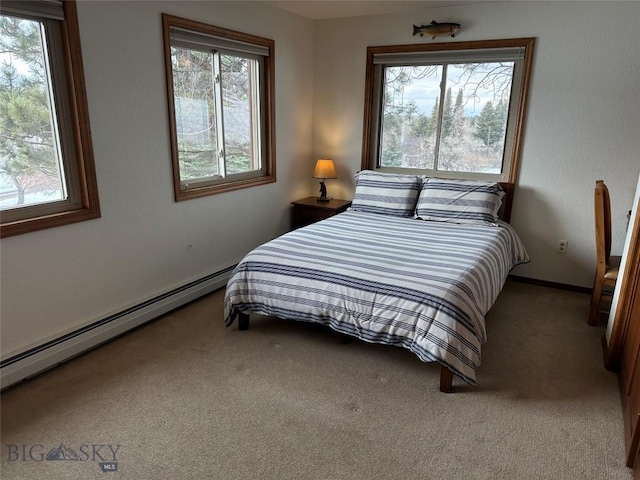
[380,62,513,174]
[171,47,254,183]
[0,16,63,207]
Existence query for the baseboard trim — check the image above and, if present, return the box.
[0,266,235,390]
[508,274,591,294]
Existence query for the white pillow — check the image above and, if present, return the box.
[350,170,421,217]
[415,178,504,225]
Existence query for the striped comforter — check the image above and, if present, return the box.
[224,210,529,384]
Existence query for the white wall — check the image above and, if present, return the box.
[0,1,314,356]
[312,0,640,287]
[2,0,639,360]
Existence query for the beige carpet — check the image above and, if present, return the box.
[0,281,631,479]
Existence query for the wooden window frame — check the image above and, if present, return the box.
[0,0,100,238]
[361,38,536,183]
[161,14,276,202]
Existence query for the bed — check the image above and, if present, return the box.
[224,173,529,392]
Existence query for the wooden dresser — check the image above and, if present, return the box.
[619,288,640,474]
[605,189,640,477]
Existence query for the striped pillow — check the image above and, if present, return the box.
[350,170,421,217]
[415,178,504,225]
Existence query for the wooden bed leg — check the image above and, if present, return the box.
[238,313,250,331]
[440,366,453,393]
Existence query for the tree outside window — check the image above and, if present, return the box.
[363,38,536,183]
[0,0,100,238]
[162,14,275,201]
[0,16,64,208]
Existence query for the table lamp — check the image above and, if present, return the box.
[313,159,337,202]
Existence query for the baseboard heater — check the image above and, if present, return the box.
[0,266,235,390]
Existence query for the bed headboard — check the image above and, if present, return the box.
[498,182,515,223]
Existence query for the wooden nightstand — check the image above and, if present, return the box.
[291,197,351,229]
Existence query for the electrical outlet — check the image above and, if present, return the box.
[557,240,568,254]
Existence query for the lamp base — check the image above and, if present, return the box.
[316,196,330,202]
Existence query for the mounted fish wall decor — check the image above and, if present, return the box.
[412,21,461,39]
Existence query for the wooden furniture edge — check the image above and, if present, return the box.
[238,312,250,331]
[498,181,515,224]
[440,366,454,393]
[603,199,640,371]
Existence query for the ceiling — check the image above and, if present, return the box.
[265,1,474,20]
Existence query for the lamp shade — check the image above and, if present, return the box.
[313,159,337,179]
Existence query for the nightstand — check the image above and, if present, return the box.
[291,197,351,229]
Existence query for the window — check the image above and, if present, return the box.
[162,14,275,201]
[0,0,100,238]
[362,38,535,182]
